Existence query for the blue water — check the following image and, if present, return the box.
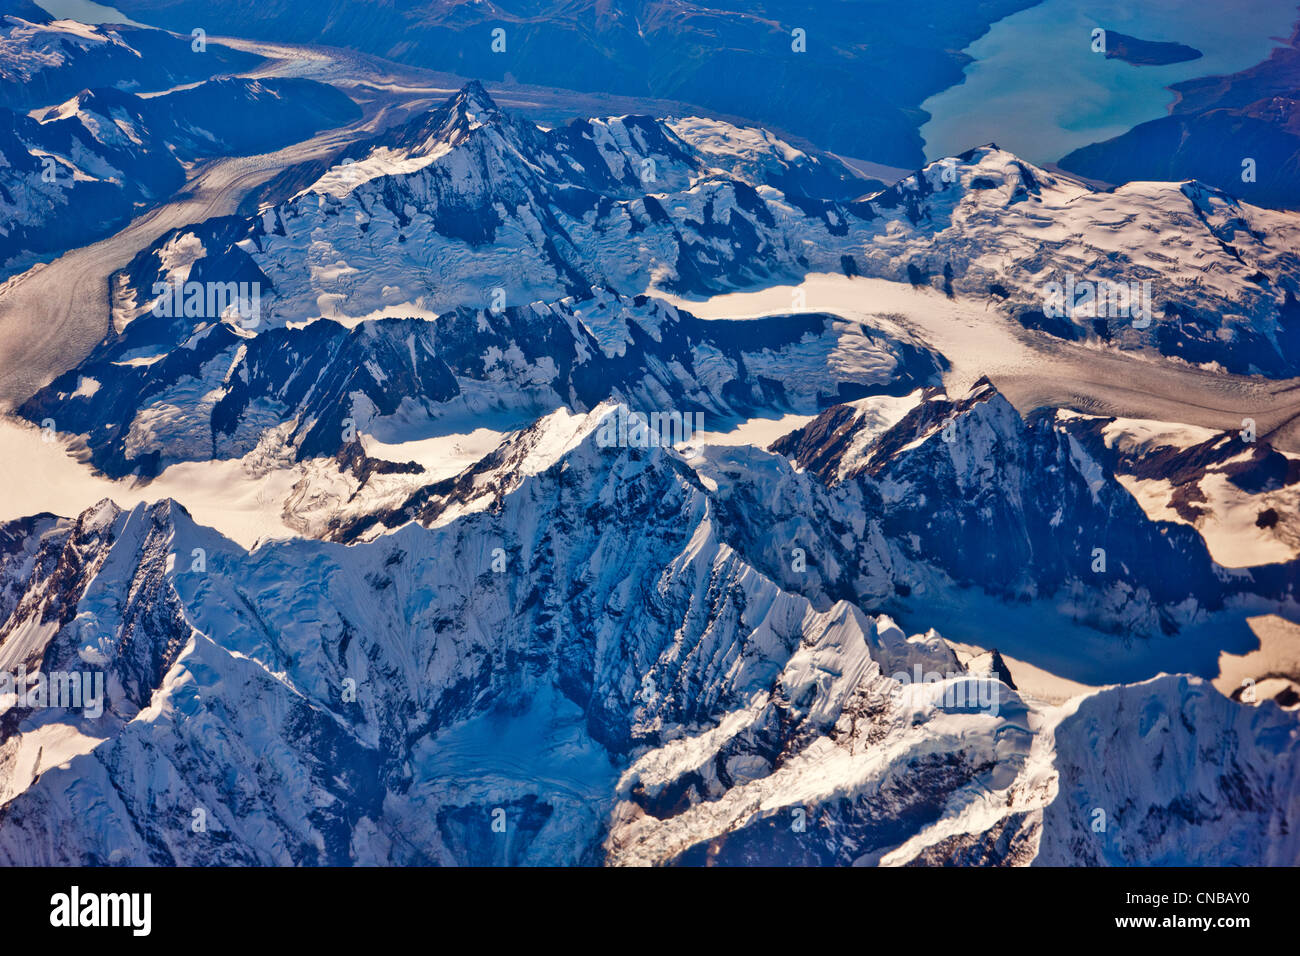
[920,0,1299,163]
[32,0,144,26]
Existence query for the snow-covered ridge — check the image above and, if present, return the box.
[0,75,357,279]
[2,67,1298,870]
[762,379,1297,636]
[107,84,1300,377]
[1061,412,1300,569]
[21,286,942,479]
[0,15,263,109]
[110,81,881,335]
[0,420,1292,865]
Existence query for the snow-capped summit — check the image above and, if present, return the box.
[765,380,1288,635]
[397,79,507,147]
[1,47,1298,870]
[0,432,1292,865]
[21,285,942,479]
[104,88,1300,376]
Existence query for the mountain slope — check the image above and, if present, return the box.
[0,77,358,278]
[1,418,1292,865]
[763,380,1297,635]
[108,85,1300,377]
[1059,15,1300,212]
[19,287,942,478]
[0,14,263,109]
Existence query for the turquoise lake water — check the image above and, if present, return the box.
[920,0,1300,164]
[33,0,143,26]
[30,0,1300,171]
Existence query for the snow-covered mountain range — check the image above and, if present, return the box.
[0,12,263,109]
[101,83,1300,377]
[21,287,940,477]
[2,416,1296,865]
[0,65,358,278]
[1,67,1297,867]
